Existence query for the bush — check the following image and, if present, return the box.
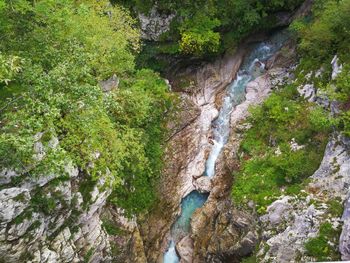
[232,85,330,212]
[292,0,350,62]
[305,222,341,261]
[179,14,221,56]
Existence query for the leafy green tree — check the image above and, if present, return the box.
[292,0,350,62]
[179,14,221,56]
[0,0,173,215]
[114,0,303,57]
[0,53,23,85]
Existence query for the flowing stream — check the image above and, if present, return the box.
[163,31,289,263]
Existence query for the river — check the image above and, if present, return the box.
[164,30,289,263]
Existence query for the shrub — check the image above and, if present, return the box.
[305,222,341,261]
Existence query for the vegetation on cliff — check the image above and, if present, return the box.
[115,0,303,58]
[294,0,350,137]
[232,0,350,213]
[233,0,350,260]
[0,0,173,214]
[232,86,331,213]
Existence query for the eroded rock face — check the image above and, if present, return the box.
[176,235,194,263]
[186,42,297,262]
[0,136,123,263]
[0,188,30,223]
[138,7,175,41]
[0,170,113,263]
[139,39,250,262]
[191,198,258,262]
[256,135,350,262]
[105,207,147,263]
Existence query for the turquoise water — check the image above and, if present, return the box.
[171,191,209,242]
[163,191,208,262]
[164,30,289,262]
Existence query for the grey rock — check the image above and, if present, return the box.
[340,198,350,260]
[0,188,30,223]
[259,135,350,262]
[41,247,59,263]
[298,83,316,102]
[0,164,115,263]
[48,136,59,149]
[0,169,18,184]
[7,212,40,241]
[64,162,79,178]
[176,235,194,263]
[33,141,45,161]
[99,74,119,92]
[261,196,293,226]
[193,176,212,193]
[138,7,175,41]
[331,55,343,80]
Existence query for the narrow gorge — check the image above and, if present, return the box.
[163,30,290,262]
[1,0,350,262]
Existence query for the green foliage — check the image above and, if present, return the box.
[115,0,303,58]
[324,66,350,137]
[340,111,350,137]
[0,0,139,79]
[0,0,173,215]
[327,199,343,218]
[291,0,350,62]
[107,69,173,214]
[78,177,97,209]
[334,66,350,102]
[241,255,257,263]
[31,191,57,215]
[179,14,221,56]
[0,52,23,85]
[290,0,350,138]
[84,248,94,263]
[232,85,331,212]
[305,222,341,261]
[102,218,125,236]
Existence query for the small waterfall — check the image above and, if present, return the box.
[204,42,277,177]
[163,30,289,262]
[163,241,179,263]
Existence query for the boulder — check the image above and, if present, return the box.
[298,83,316,102]
[261,196,293,226]
[176,235,194,263]
[0,188,30,223]
[99,74,119,92]
[138,7,175,41]
[193,176,212,193]
[331,55,343,80]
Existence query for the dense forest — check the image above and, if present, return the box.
[0,0,173,215]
